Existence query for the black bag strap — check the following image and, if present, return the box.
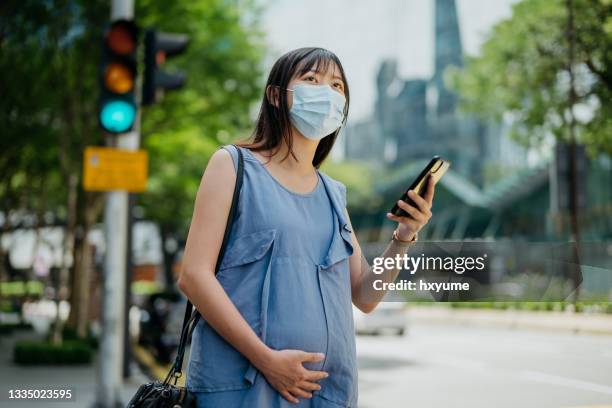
[165,144,244,385]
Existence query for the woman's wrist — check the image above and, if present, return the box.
[392,228,418,245]
[250,342,274,372]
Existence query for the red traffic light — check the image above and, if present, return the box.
[105,20,138,55]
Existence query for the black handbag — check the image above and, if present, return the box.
[127,145,244,408]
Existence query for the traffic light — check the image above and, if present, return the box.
[142,29,190,106]
[99,19,139,133]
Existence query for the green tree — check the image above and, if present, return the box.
[0,0,265,338]
[448,0,611,155]
[1,0,109,342]
[448,0,611,302]
[135,0,265,284]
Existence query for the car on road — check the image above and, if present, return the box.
[353,301,408,336]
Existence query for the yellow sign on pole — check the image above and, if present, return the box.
[83,147,148,192]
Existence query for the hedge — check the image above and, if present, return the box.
[14,340,94,365]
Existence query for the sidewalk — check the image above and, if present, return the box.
[0,330,150,408]
[408,306,612,335]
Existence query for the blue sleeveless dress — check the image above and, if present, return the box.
[186,145,358,407]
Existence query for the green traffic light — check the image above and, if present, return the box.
[99,100,136,133]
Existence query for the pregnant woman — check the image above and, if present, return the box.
[178,47,436,408]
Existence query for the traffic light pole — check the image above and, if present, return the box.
[96,0,138,407]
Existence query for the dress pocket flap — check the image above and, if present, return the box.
[320,222,354,269]
[219,229,276,270]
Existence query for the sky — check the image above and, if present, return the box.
[260,0,521,122]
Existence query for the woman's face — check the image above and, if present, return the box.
[285,61,346,109]
[266,61,346,110]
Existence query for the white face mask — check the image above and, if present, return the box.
[287,84,346,140]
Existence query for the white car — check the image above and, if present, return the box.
[353,302,408,336]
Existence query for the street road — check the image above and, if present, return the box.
[356,322,612,408]
[2,315,611,407]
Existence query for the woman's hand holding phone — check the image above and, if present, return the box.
[386,176,436,241]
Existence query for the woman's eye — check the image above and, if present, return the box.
[305,76,316,82]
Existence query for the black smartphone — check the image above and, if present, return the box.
[390,156,451,218]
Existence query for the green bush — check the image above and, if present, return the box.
[14,340,94,365]
[59,326,99,349]
[10,322,33,330]
[0,322,33,335]
[0,299,16,313]
[0,280,44,296]
[443,300,612,313]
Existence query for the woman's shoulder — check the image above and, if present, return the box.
[217,144,261,171]
[216,144,241,173]
[321,172,346,194]
[317,170,347,205]
[201,147,238,190]
[205,146,231,170]
[193,147,237,216]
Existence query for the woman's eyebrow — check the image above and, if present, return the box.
[302,69,343,82]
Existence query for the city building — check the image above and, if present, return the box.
[344,0,526,186]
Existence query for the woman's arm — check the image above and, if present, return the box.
[178,148,328,404]
[348,177,436,313]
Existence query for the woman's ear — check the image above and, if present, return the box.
[266,85,280,108]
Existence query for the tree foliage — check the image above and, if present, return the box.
[448,0,612,156]
[1,0,107,219]
[135,0,266,235]
[1,0,265,326]
[0,0,265,235]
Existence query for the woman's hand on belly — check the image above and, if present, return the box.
[255,348,329,404]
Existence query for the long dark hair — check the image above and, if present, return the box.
[239,47,350,168]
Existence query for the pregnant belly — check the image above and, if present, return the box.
[265,258,328,371]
